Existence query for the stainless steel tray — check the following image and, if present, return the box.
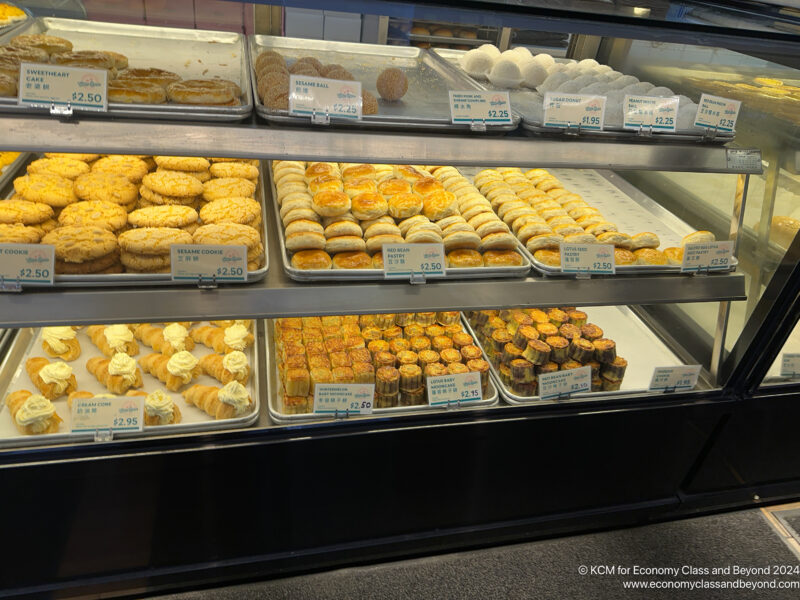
[2,155,269,287]
[0,3,32,39]
[0,151,29,193]
[462,306,685,406]
[266,316,498,424]
[267,165,531,282]
[432,48,734,144]
[0,322,262,448]
[499,168,736,276]
[249,35,519,132]
[0,18,252,122]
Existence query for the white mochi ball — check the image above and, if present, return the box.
[521,61,549,88]
[512,46,533,61]
[647,86,674,97]
[538,71,571,92]
[557,80,583,93]
[531,53,555,69]
[581,81,610,94]
[478,44,501,60]
[500,49,525,66]
[488,58,523,88]
[460,48,494,80]
[621,81,654,95]
[578,58,599,69]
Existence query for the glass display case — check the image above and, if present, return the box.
[1,1,800,597]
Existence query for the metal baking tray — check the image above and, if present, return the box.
[1,154,269,287]
[249,35,519,132]
[0,17,252,122]
[267,165,531,282]
[0,3,32,39]
[431,48,734,143]
[0,322,262,448]
[468,167,737,276]
[463,305,685,406]
[266,316,498,424]
[0,151,28,192]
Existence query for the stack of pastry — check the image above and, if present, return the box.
[3,153,265,274]
[273,312,491,414]
[272,160,525,271]
[466,307,627,396]
[1,33,243,105]
[254,50,378,114]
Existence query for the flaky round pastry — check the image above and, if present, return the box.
[344,177,378,198]
[50,50,114,70]
[480,232,517,250]
[351,192,388,220]
[378,178,411,197]
[533,249,561,267]
[360,215,395,233]
[396,215,429,236]
[365,234,404,255]
[0,45,48,63]
[475,220,510,238]
[10,34,72,55]
[634,248,668,265]
[324,220,362,238]
[405,229,442,244]
[332,251,373,269]
[461,204,493,222]
[630,232,660,250]
[614,248,636,265]
[308,174,343,194]
[285,219,324,237]
[422,190,457,221]
[285,231,326,251]
[0,73,17,97]
[526,233,563,252]
[447,249,482,268]
[108,79,167,104]
[563,232,597,245]
[364,222,402,239]
[663,247,683,265]
[484,250,524,267]
[115,67,181,89]
[584,222,618,236]
[443,230,481,251]
[312,190,350,217]
[388,192,423,219]
[681,230,715,246]
[291,249,331,270]
[166,78,241,105]
[342,164,376,181]
[304,162,338,181]
[325,235,367,254]
[596,231,633,248]
[412,177,444,197]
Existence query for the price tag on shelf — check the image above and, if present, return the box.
[71,395,144,434]
[427,371,482,407]
[538,366,591,401]
[449,90,513,125]
[681,241,734,273]
[780,354,800,378]
[543,92,605,130]
[170,244,247,282]
[18,63,108,112]
[383,243,446,280]
[313,384,375,415]
[289,75,362,121]
[559,244,615,275]
[623,95,678,132]
[694,94,740,133]
[726,148,762,172]
[648,365,701,392]
[0,243,54,286]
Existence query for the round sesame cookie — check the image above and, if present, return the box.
[120,251,172,272]
[199,197,261,225]
[42,225,118,262]
[55,249,120,274]
[0,223,42,243]
[128,205,198,228]
[139,184,200,206]
[14,173,78,207]
[118,226,192,255]
[91,155,149,183]
[44,153,99,162]
[74,172,138,205]
[209,162,259,181]
[27,157,90,180]
[156,167,211,183]
[0,199,54,224]
[153,156,210,172]
[142,171,204,198]
[193,223,260,249]
[58,200,128,231]
[202,177,256,202]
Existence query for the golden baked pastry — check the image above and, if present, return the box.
[332,251,373,269]
[119,227,192,255]
[291,249,332,270]
[128,205,199,229]
[58,200,127,231]
[92,155,149,183]
[312,190,351,217]
[42,226,118,263]
[203,177,256,201]
[14,173,77,207]
[116,67,182,89]
[192,223,260,249]
[10,34,73,55]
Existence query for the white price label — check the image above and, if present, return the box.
[559,244,615,275]
[649,365,701,392]
[694,94,740,133]
[313,384,374,415]
[427,371,482,406]
[71,395,144,434]
[449,90,512,125]
[0,243,54,285]
[726,148,761,172]
[623,95,678,131]
[681,241,734,273]
[170,244,247,282]
[289,75,362,120]
[18,63,108,112]
[780,354,800,378]
[538,366,591,401]
[383,243,446,279]
[543,92,605,130]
